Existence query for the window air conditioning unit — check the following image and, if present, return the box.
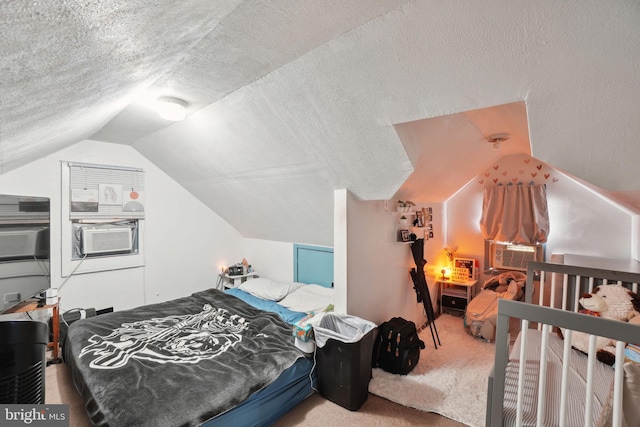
[81,226,132,255]
[490,242,544,271]
[0,228,48,259]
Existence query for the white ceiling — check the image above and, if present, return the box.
[1,1,639,246]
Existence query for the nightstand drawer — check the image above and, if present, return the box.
[442,294,467,312]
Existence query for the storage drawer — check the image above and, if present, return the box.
[442,294,467,312]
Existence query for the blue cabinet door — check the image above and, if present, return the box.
[294,244,334,288]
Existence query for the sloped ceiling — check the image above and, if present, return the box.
[1,1,639,246]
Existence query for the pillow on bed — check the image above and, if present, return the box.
[237,278,303,301]
[278,284,334,313]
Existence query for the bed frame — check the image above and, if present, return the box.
[486,259,640,426]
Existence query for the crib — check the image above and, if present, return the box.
[486,258,640,426]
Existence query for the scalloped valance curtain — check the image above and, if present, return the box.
[479,183,549,244]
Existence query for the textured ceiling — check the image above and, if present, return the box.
[1,1,639,246]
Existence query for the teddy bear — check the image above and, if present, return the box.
[567,284,640,365]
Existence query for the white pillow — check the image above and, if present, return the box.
[237,278,303,301]
[278,284,334,313]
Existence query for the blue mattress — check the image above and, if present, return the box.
[203,356,316,426]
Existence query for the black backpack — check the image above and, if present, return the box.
[372,317,425,375]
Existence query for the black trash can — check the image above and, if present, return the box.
[0,320,48,404]
[313,313,377,411]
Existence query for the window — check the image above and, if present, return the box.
[61,162,145,276]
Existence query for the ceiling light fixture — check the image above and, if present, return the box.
[156,97,187,121]
[487,133,510,150]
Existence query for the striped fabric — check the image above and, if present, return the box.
[502,329,614,426]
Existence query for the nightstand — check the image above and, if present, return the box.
[220,272,257,289]
[437,279,478,315]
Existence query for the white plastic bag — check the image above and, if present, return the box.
[312,313,377,348]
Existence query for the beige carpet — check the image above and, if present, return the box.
[45,316,486,426]
[369,314,495,427]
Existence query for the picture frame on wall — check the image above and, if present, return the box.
[400,229,410,242]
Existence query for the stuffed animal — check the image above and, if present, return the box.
[568,284,640,365]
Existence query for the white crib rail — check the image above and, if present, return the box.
[525,261,640,311]
[488,261,640,427]
[488,301,636,427]
[535,323,550,426]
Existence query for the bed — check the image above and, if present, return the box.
[486,259,640,426]
[64,278,334,426]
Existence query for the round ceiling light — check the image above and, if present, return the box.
[157,97,187,121]
[487,133,510,150]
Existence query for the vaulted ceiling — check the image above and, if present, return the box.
[2,1,639,246]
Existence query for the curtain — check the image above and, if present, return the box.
[479,183,549,244]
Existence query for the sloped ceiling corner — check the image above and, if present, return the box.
[1,1,639,246]
[394,102,531,203]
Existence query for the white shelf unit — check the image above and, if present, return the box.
[392,207,434,243]
[394,211,415,243]
[221,272,257,289]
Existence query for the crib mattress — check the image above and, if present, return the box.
[503,329,614,427]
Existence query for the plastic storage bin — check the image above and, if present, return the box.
[313,314,377,411]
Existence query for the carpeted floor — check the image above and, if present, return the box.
[369,313,495,427]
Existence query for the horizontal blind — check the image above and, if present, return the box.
[68,162,145,220]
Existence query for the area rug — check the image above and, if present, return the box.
[369,314,495,427]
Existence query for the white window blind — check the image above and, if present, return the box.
[68,162,145,220]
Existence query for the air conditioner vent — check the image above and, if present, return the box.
[0,228,48,259]
[81,227,132,255]
[491,243,543,271]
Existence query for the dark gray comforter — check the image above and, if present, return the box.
[64,289,304,426]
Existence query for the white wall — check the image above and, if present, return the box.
[246,191,439,327]
[634,215,640,262]
[545,175,633,260]
[446,156,636,279]
[338,190,426,325]
[415,202,447,280]
[333,189,348,315]
[243,238,294,283]
[446,179,492,286]
[0,140,244,314]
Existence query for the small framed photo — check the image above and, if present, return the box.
[400,229,410,242]
[428,231,434,239]
[415,211,424,227]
